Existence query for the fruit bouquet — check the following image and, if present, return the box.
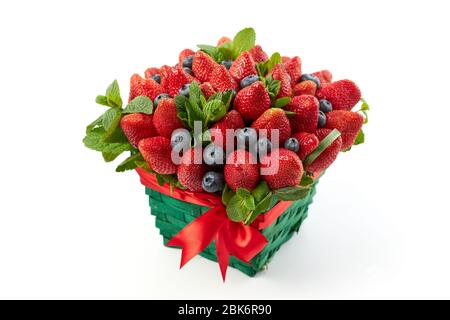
[83,28,369,280]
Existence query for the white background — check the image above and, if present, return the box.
[1,0,449,299]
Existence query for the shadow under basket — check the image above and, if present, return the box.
[145,178,319,277]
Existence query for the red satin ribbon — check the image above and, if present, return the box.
[136,168,320,280]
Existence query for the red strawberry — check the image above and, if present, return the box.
[129,74,163,102]
[271,64,292,98]
[284,56,302,85]
[138,136,177,174]
[281,56,291,64]
[285,95,319,133]
[199,82,216,99]
[192,51,218,83]
[144,67,160,79]
[233,81,270,121]
[249,45,268,63]
[177,148,207,192]
[210,110,245,150]
[292,132,319,161]
[260,148,303,190]
[251,108,291,145]
[316,79,361,111]
[153,98,184,138]
[325,110,364,150]
[160,65,191,96]
[209,64,237,92]
[224,150,259,191]
[229,51,257,82]
[217,36,231,46]
[293,80,317,96]
[178,48,195,66]
[312,70,332,86]
[305,129,342,173]
[120,113,157,147]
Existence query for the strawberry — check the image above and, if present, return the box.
[138,136,177,174]
[229,51,257,82]
[233,81,270,121]
[177,148,207,192]
[316,79,361,111]
[292,132,319,161]
[312,70,332,86]
[217,36,231,46]
[285,95,319,133]
[210,110,245,150]
[159,65,191,96]
[129,73,163,102]
[120,113,157,147]
[209,64,237,92]
[251,108,291,145]
[178,48,195,66]
[293,80,317,96]
[249,45,268,63]
[281,56,291,64]
[271,64,292,98]
[199,82,216,99]
[152,98,184,138]
[284,56,302,85]
[224,150,260,191]
[325,110,364,150]
[305,129,342,173]
[144,67,160,79]
[192,51,218,83]
[260,148,303,190]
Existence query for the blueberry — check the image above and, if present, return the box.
[154,93,171,107]
[284,137,300,152]
[182,55,194,69]
[221,60,233,70]
[318,111,327,128]
[319,99,333,113]
[300,74,321,88]
[179,83,190,97]
[240,75,259,88]
[151,73,161,84]
[203,143,225,167]
[236,127,257,150]
[202,171,225,193]
[171,129,191,149]
[256,138,272,157]
[183,67,193,76]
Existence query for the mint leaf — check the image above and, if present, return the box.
[86,115,103,134]
[300,174,314,187]
[264,76,281,101]
[243,196,256,211]
[95,95,109,106]
[273,97,291,108]
[245,192,273,225]
[274,186,310,201]
[175,95,189,128]
[197,44,220,61]
[251,181,270,203]
[123,96,153,115]
[217,42,234,61]
[232,28,256,59]
[102,107,122,140]
[189,81,203,110]
[204,99,226,125]
[222,184,235,206]
[226,194,250,222]
[105,80,122,108]
[256,52,281,77]
[222,90,233,111]
[116,152,143,172]
[353,129,365,145]
[135,160,155,173]
[236,188,251,199]
[304,129,341,166]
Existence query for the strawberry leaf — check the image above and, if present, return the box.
[256,52,281,77]
[273,97,291,108]
[304,129,341,166]
[123,96,153,115]
[359,98,370,124]
[353,129,365,145]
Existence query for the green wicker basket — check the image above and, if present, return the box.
[145,178,319,277]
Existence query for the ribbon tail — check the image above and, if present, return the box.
[167,206,227,269]
[215,231,230,282]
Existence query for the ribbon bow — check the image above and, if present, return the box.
[137,168,268,281]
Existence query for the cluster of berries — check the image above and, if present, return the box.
[112,29,365,210]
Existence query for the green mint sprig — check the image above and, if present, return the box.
[197,27,256,62]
